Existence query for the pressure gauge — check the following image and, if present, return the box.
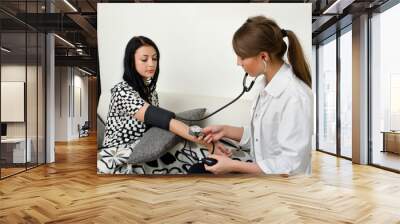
[188,125,203,137]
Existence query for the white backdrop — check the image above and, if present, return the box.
[97,3,311,101]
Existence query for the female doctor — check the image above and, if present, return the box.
[199,16,313,175]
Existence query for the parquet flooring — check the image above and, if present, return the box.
[1,134,400,223]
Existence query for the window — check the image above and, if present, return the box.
[371,2,400,171]
[317,36,337,155]
[0,1,47,179]
[390,74,400,130]
[339,28,352,158]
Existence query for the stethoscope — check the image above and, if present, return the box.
[177,73,257,122]
[176,72,256,173]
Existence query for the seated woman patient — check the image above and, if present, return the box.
[97,36,231,174]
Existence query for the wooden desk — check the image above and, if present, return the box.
[1,138,32,163]
[381,131,400,154]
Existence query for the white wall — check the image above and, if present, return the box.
[1,64,46,164]
[72,72,89,138]
[98,3,312,101]
[55,67,89,141]
[1,65,25,124]
[1,65,37,137]
[1,72,25,123]
[55,67,67,141]
[97,3,311,128]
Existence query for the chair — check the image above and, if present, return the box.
[79,121,90,138]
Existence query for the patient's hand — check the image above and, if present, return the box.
[198,137,231,157]
[213,142,232,157]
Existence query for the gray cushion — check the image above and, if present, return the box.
[127,108,206,164]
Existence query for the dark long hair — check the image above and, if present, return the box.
[232,16,311,88]
[123,36,160,102]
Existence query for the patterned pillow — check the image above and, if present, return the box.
[127,108,206,164]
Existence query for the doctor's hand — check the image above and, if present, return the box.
[198,125,225,143]
[204,154,235,175]
[202,141,232,157]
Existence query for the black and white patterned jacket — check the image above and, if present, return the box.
[102,81,159,148]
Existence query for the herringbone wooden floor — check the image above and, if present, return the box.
[1,134,400,224]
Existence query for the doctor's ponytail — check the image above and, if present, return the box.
[233,16,311,88]
[285,30,312,88]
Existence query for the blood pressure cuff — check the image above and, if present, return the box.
[144,105,176,130]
